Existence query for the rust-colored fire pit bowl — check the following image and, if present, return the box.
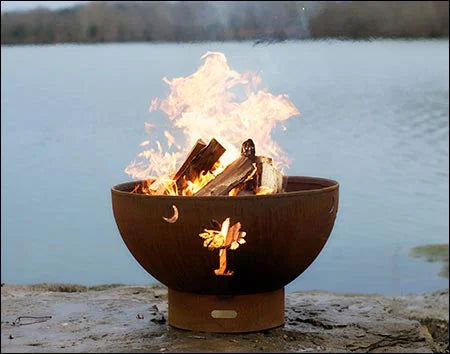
[111,176,339,333]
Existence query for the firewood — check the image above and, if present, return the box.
[230,139,257,195]
[254,156,283,194]
[149,139,206,195]
[194,156,256,196]
[184,138,225,179]
[148,138,225,195]
[256,156,272,165]
[175,138,225,193]
[172,139,207,181]
[240,139,256,162]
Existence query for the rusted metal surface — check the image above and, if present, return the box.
[168,288,284,333]
[111,176,339,295]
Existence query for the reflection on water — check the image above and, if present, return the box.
[1,40,448,295]
[410,244,449,279]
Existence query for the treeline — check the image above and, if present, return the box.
[309,1,449,39]
[1,1,448,45]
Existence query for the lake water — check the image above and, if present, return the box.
[1,40,448,295]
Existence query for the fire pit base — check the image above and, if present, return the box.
[168,288,285,333]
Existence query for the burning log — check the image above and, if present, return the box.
[194,156,256,196]
[175,138,225,192]
[240,139,256,161]
[172,139,207,181]
[149,138,225,195]
[236,139,258,194]
[197,139,258,197]
[232,139,283,196]
[143,137,283,197]
[149,139,208,194]
[194,138,283,196]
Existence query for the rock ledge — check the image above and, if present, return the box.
[1,284,448,353]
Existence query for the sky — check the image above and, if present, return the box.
[0,1,87,12]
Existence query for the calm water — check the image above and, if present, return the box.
[1,41,448,295]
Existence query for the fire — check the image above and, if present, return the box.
[125,51,299,195]
[183,171,216,196]
[255,186,275,195]
[199,217,247,276]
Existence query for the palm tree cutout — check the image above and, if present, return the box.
[199,217,247,276]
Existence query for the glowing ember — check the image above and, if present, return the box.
[199,217,246,276]
[125,51,300,195]
[255,186,275,195]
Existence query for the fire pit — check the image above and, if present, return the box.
[111,175,338,332]
[112,51,339,332]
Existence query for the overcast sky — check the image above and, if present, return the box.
[1,1,87,12]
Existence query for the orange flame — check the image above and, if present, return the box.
[125,51,300,188]
[183,170,216,196]
[255,186,275,195]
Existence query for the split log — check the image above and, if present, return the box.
[194,156,256,196]
[172,139,207,181]
[256,156,272,165]
[182,138,225,181]
[174,138,225,193]
[253,156,283,194]
[149,139,206,194]
[228,139,257,195]
[149,138,225,195]
[240,139,256,162]
[147,137,282,196]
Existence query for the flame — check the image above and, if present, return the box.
[255,186,275,195]
[164,130,181,150]
[125,51,300,192]
[183,171,216,196]
[228,187,242,197]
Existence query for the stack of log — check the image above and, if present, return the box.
[135,138,284,196]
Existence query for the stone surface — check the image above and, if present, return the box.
[1,284,448,353]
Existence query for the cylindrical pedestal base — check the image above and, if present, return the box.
[168,288,285,333]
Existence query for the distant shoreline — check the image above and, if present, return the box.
[2,1,448,45]
[1,37,448,47]
[2,36,449,47]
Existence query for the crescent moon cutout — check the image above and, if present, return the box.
[163,205,179,223]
